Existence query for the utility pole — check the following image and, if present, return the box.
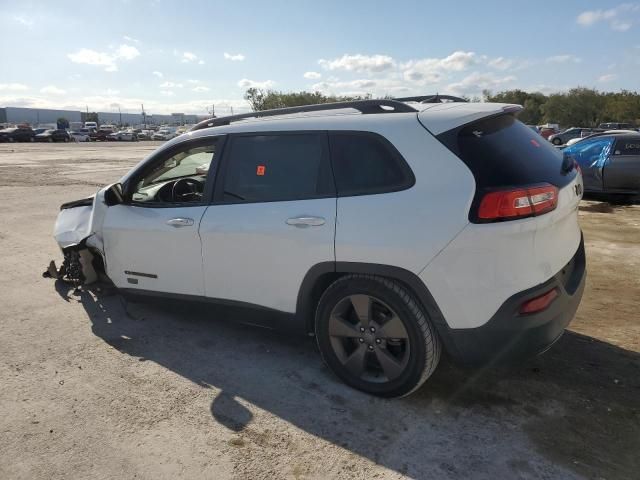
[118,106,122,126]
[141,104,146,129]
[230,106,234,115]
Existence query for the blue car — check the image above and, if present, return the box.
[563,132,640,196]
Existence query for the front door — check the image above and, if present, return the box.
[199,132,336,313]
[102,137,222,295]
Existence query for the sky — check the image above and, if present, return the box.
[1,0,639,116]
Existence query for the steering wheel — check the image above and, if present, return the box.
[172,178,202,202]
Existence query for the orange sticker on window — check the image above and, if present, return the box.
[256,165,266,176]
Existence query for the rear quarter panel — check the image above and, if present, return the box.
[333,115,475,274]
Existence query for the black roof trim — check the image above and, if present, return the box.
[393,95,469,103]
[190,99,417,132]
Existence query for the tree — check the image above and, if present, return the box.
[244,88,372,111]
[56,117,69,129]
[82,112,99,123]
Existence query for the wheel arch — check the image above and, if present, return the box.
[296,262,459,357]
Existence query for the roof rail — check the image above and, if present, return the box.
[190,99,417,132]
[393,94,469,104]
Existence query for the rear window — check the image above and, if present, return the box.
[329,132,414,196]
[438,114,576,191]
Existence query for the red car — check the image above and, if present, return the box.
[539,127,558,139]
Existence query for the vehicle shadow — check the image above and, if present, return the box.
[63,281,640,479]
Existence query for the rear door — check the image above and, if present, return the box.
[604,137,640,192]
[199,132,336,313]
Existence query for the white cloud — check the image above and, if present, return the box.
[312,79,377,91]
[192,86,210,92]
[318,54,395,73]
[224,52,245,61]
[181,51,202,63]
[116,44,140,60]
[447,72,516,95]
[123,35,140,43]
[40,85,66,95]
[598,73,618,82]
[304,71,322,79]
[187,79,201,84]
[237,78,276,89]
[577,4,640,30]
[67,44,140,72]
[160,90,175,96]
[159,81,184,88]
[13,15,34,28]
[152,71,163,78]
[0,83,29,92]
[487,57,514,70]
[401,51,477,83]
[546,54,582,64]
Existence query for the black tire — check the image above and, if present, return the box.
[315,274,441,398]
[552,137,562,145]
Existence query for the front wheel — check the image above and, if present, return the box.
[552,138,562,145]
[315,275,441,398]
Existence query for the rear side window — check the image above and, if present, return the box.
[222,133,333,203]
[329,132,414,196]
[438,114,576,191]
[614,137,640,156]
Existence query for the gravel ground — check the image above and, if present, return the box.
[0,143,638,480]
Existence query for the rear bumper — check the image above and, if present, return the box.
[445,234,586,366]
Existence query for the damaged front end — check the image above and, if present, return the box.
[45,185,117,285]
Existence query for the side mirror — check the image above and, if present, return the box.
[104,183,124,206]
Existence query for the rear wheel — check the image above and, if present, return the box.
[315,275,441,397]
[552,137,562,145]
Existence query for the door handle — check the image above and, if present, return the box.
[286,216,326,228]
[166,217,194,227]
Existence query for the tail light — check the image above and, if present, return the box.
[477,183,558,221]
[519,288,558,315]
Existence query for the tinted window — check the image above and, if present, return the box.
[329,133,413,196]
[439,114,575,190]
[222,133,333,202]
[614,137,640,155]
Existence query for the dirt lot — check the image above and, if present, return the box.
[0,143,638,480]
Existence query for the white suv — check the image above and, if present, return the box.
[51,96,586,397]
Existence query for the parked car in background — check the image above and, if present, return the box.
[548,127,603,146]
[563,132,640,197]
[69,130,93,142]
[35,129,71,143]
[565,129,637,147]
[137,130,153,140]
[0,125,36,142]
[95,129,113,141]
[109,130,139,142]
[84,121,98,130]
[539,127,558,139]
[152,128,178,141]
[33,128,48,135]
[598,122,634,130]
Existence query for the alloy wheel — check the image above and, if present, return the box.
[328,294,410,383]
